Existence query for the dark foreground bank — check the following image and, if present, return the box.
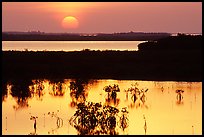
[2,35,202,82]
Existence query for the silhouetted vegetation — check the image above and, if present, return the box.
[2,35,202,82]
[69,102,128,135]
[119,107,129,131]
[125,83,149,109]
[47,110,64,134]
[104,84,120,100]
[138,34,202,51]
[103,84,120,105]
[29,116,38,135]
[176,89,184,105]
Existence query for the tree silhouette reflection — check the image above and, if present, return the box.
[2,81,8,102]
[10,79,33,111]
[69,102,127,135]
[69,79,89,107]
[30,79,45,101]
[49,79,65,97]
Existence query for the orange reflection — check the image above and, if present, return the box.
[49,81,65,97]
[2,79,202,135]
[29,80,45,101]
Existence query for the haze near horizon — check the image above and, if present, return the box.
[2,2,202,34]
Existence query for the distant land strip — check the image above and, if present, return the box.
[2,32,171,41]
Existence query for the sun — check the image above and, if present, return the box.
[61,16,79,29]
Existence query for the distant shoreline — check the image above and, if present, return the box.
[2,32,171,41]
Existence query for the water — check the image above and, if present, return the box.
[2,79,202,135]
[2,41,145,51]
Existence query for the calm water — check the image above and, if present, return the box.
[2,41,145,51]
[2,79,202,135]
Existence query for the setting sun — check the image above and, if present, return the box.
[2,2,202,135]
[62,16,79,29]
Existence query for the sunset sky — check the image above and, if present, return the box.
[2,2,202,34]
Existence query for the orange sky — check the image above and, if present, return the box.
[2,2,202,33]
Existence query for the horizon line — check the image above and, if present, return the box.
[2,31,202,35]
